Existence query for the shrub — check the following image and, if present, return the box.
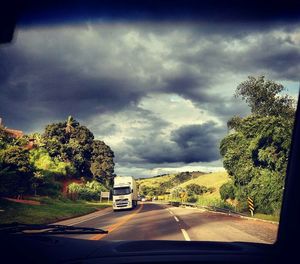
[67,180,107,201]
[187,195,198,203]
[220,182,236,200]
[186,184,208,195]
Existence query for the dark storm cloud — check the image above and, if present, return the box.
[179,31,300,81]
[1,22,299,132]
[0,38,145,131]
[1,21,299,176]
[171,122,224,150]
[124,122,225,164]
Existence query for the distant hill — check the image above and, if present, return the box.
[175,171,230,199]
[136,171,230,199]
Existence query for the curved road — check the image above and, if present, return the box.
[55,202,277,243]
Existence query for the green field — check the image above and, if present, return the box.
[0,197,111,225]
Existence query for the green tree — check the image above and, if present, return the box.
[43,118,94,177]
[67,180,107,201]
[219,182,236,200]
[234,75,295,119]
[0,146,33,196]
[29,148,75,179]
[65,116,79,134]
[29,133,45,147]
[220,76,295,214]
[174,172,192,184]
[186,184,208,195]
[90,140,115,186]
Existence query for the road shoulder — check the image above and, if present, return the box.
[53,206,112,226]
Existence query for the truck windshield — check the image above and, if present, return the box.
[113,187,131,195]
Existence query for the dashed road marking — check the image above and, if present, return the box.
[174,216,179,222]
[168,209,174,215]
[181,229,191,241]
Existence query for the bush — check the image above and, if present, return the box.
[197,196,235,210]
[186,184,208,195]
[187,196,198,203]
[0,147,33,197]
[67,180,107,201]
[174,172,192,183]
[38,181,62,197]
[29,148,75,179]
[220,182,236,200]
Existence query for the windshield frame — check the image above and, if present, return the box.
[113,187,131,196]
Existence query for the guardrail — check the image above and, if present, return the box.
[158,200,278,224]
[167,201,249,217]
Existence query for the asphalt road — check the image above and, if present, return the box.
[55,202,278,243]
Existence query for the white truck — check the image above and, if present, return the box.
[112,176,138,210]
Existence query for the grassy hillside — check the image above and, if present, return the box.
[176,171,230,199]
[137,174,176,189]
[137,171,230,201]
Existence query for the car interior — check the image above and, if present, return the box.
[1,1,300,263]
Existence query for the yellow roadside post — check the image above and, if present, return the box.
[247,197,254,216]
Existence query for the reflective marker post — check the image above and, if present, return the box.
[247,197,254,217]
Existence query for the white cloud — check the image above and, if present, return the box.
[2,22,299,178]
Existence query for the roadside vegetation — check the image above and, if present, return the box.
[0,197,111,225]
[0,116,114,199]
[219,76,295,217]
[0,117,114,223]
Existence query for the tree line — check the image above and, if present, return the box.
[0,116,115,198]
[219,76,296,215]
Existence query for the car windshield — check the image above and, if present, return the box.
[113,187,131,195]
[0,11,299,245]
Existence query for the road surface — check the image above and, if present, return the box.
[55,202,278,243]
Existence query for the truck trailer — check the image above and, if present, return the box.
[112,176,138,210]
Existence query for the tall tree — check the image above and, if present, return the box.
[43,118,94,175]
[234,75,295,119]
[0,146,33,196]
[65,116,79,134]
[90,140,115,186]
[220,76,295,214]
[42,117,115,186]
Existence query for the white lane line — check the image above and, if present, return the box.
[168,209,174,216]
[174,216,179,222]
[181,229,191,241]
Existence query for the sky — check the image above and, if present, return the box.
[0,19,299,177]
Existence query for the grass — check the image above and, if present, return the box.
[172,171,230,202]
[253,213,280,222]
[177,171,230,196]
[0,197,111,225]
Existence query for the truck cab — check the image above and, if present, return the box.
[113,176,138,210]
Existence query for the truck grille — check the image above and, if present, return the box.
[116,198,129,207]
